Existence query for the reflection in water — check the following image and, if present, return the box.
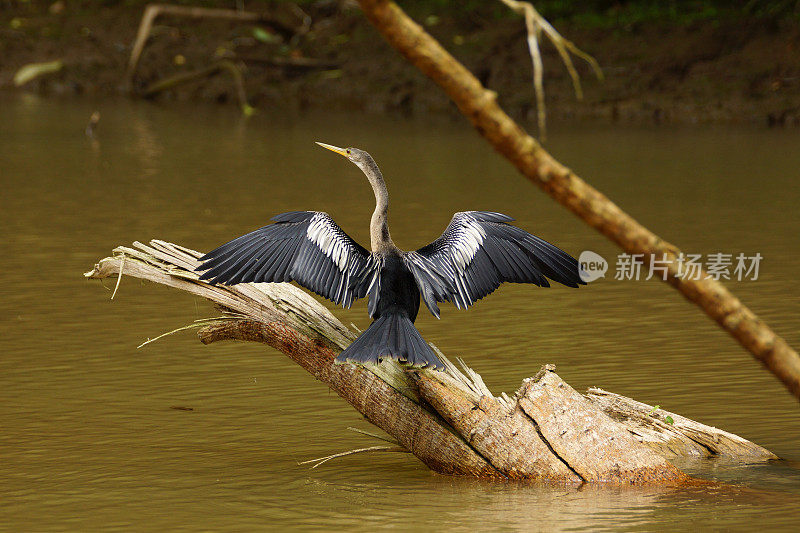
[129,111,163,178]
[1,96,799,531]
[300,476,671,530]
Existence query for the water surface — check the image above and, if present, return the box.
[2,95,799,531]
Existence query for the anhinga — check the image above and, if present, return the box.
[196,143,585,369]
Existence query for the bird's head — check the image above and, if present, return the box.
[316,142,380,180]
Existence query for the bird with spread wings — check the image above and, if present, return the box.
[197,143,585,369]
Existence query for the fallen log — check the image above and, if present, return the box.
[85,240,776,483]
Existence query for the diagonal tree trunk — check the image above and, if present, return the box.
[85,241,775,482]
[356,0,800,401]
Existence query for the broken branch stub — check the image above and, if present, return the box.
[517,371,685,483]
[412,369,582,482]
[85,240,774,482]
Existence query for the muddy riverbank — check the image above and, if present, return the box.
[2,1,799,127]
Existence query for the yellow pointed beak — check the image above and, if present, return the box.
[315,142,349,158]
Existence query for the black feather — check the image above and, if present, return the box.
[196,211,377,307]
[404,211,583,314]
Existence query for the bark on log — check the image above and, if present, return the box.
[85,241,775,483]
[355,0,800,401]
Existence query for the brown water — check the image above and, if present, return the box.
[2,94,799,531]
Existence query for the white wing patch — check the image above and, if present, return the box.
[405,210,581,319]
[403,215,489,312]
[306,213,350,272]
[450,218,485,270]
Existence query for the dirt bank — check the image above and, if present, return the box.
[2,1,799,127]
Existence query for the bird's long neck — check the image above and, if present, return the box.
[363,161,394,253]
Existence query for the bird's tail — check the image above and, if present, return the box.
[337,313,443,369]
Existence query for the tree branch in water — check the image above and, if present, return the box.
[356,0,800,402]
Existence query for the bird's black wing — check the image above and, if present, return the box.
[197,211,380,308]
[403,211,584,317]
